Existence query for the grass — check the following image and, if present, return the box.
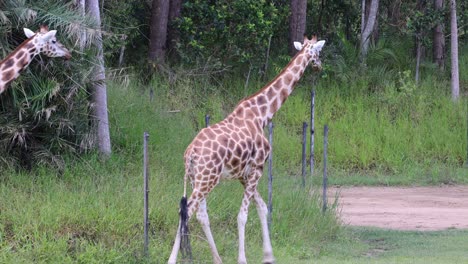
[0,157,340,263]
[0,47,467,262]
[306,228,468,264]
[0,81,341,263]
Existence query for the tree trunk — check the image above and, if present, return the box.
[450,0,459,101]
[388,0,401,28]
[360,0,379,60]
[148,0,170,63]
[86,0,112,158]
[361,0,366,36]
[289,0,307,55]
[372,10,379,44]
[167,0,182,54]
[76,0,86,51]
[433,0,445,70]
[344,3,351,40]
[317,0,325,37]
[415,39,422,84]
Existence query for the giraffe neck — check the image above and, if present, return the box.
[231,49,311,128]
[0,37,39,94]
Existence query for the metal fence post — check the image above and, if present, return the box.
[322,125,329,213]
[301,122,308,187]
[143,132,150,257]
[310,89,316,176]
[267,121,274,232]
[205,114,210,128]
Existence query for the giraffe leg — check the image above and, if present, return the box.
[253,191,275,264]
[168,221,181,264]
[197,199,222,264]
[168,191,202,264]
[237,179,258,264]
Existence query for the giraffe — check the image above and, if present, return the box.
[168,36,325,264]
[0,25,71,95]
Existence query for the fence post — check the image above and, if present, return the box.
[310,89,316,176]
[267,121,274,232]
[322,125,329,213]
[143,132,150,257]
[205,114,211,128]
[301,122,308,187]
[149,89,154,102]
[466,99,468,167]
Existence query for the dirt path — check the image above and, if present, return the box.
[329,186,468,231]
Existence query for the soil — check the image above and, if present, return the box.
[328,186,468,231]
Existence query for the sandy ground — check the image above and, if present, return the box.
[328,186,468,231]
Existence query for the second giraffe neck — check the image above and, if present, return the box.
[230,49,311,128]
[0,38,38,94]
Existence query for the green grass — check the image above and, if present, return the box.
[0,81,340,263]
[1,50,467,262]
[303,228,468,264]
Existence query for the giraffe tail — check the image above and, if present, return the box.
[179,196,192,261]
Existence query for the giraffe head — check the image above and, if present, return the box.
[23,25,72,60]
[294,36,325,71]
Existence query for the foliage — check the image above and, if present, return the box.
[307,0,361,42]
[175,0,282,67]
[101,0,150,66]
[0,0,99,170]
[405,1,447,46]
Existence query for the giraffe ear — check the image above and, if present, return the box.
[42,30,57,41]
[24,28,36,38]
[294,41,303,50]
[312,40,326,53]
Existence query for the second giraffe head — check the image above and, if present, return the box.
[294,36,325,71]
[24,25,72,60]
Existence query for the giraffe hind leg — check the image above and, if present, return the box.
[168,195,197,264]
[168,196,192,264]
[180,197,192,260]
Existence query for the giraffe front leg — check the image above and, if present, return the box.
[253,192,275,264]
[237,192,251,264]
[238,176,262,264]
[196,199,222,264]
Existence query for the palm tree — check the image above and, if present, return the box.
[0,0,101,170]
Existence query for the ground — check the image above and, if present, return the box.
[329,185,468,231]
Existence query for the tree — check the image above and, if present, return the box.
[360,0,379,60]
[167,0,182,54]
[449,0,459,101]
[414,0,427,84]
[289,0,307,55]
[433,0,445,70]
[148,0,169,63]
[87,0,112,157]
[0,0,101,169]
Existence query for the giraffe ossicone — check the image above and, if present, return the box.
[169,35,325,264]
[0,25,71,95]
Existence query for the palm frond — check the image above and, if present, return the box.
[33,2,99,49]
[0,0,100,169]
